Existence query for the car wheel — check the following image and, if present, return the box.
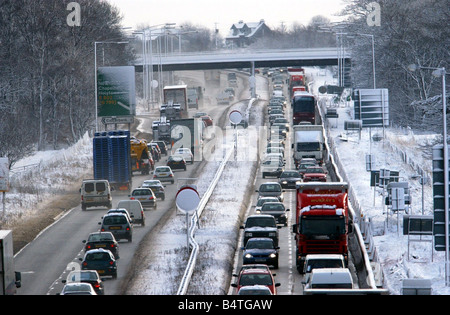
[81,204,86,211]
[171,181,174,184]
[128,236,132,242]
[112,272,117,280]
[162,195,165,201]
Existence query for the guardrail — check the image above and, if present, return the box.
[317,98,378,290]
[176,98,257,295]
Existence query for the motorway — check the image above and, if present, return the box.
[14,70,248,295]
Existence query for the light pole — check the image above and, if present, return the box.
[409,64,448,284]
[94,41,128,133]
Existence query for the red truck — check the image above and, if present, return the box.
[292,182,352,273]
[287,68,306,98]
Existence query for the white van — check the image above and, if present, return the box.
[117,200,145,226]
[80,179,112,211]
[303,268,353,290]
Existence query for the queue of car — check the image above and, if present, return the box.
[232,71,334,295]
[62,137,195,295]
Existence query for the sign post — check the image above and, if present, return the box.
[229,110,242,161]
[176,186,200,249]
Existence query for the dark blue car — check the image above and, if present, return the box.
[80,248,117,279]
[242,238,279,269]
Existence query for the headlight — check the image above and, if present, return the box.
[256,210,261,214]
[244,253,253,259]
[245,232,253,237]
[269,253,277,258]
[282,181,287,184]
[269,232,276,237]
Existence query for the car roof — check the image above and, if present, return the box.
[305,254,345,260]
[248,214,275,219]
[241,268,272,275]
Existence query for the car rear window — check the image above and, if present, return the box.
[103,216,127,225]
[85,252,111,261]
[96,182,106,192]
[84,183,94,193]
[240,274,273,286]
[132,189,150,196]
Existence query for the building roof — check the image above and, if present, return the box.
[226,19,269,39]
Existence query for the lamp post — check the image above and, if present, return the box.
[94,41,128,132]
[409,64,448,284]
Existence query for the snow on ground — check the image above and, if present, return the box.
[3,67,449,295]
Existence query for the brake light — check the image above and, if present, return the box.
[110,244,115,248]
[169,174,173,177]
[82,262,87,267]
[126,227,130,231]
[149,196,154,200]
[130,197,135,200]
[86,245,92,250]
[101,228,105,232]
[94,283,101,288]
[109,261,114,266]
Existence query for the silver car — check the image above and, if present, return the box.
[153,166,175,184]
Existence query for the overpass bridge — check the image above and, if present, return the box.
[134,47,351,72]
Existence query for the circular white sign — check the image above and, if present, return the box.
[229,110,242,125]
[176,187,200,214]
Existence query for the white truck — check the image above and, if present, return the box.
[292,124,325,167]
[0,230,21,295]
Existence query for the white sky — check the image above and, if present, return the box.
[106,0,348,36]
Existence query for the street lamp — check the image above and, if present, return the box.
[409,64,448,284]
[94,41,128,132]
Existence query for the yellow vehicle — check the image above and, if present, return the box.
[130,138,153,175]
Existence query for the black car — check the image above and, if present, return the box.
[151,141,168,156]
[167,155,187,171]
[240,215,280,247]
[278,170,302,189]
[82,232,119,259]
[242,237,279,269]
[259,202,290,226]
[79,248,117,279]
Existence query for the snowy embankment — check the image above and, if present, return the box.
[308,67,449,295]
[1,133,93,226]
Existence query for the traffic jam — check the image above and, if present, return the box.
[231,68,353,295]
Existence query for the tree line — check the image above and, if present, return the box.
[341,0,449,131]
[0,0,133,167]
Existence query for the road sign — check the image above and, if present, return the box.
[176,186,200,214]
[101,116,134,125]
[229,110,242,125]
[97,66,136,117]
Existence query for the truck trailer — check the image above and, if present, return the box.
[0,230,21,295]
[292,124,325,167]
[292,182,352,273]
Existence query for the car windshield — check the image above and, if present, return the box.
[88,233,112,242]
[103,216,127,225]
[240,274,273,286]
[259,184,281,192]
[246,217,276,228]
[306,168,324,173]
[261,203,285,212]
[281,172,299,178]
[246,240,274,250]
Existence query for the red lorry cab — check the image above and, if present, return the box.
[293,183,352,273]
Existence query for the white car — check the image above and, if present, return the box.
[174,148,194,164]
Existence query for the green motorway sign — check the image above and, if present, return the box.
[97,66,136,117]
